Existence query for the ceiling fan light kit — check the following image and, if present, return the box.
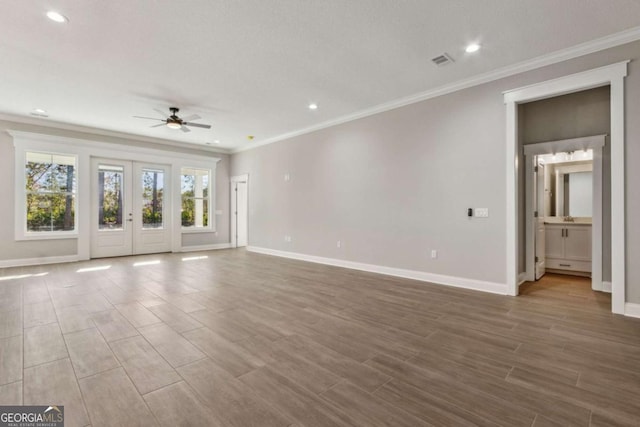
[133,106,212,133]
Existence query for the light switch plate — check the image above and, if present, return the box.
[475,208,489,218]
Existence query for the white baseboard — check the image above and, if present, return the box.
[0,255,80,269]
[180,243,232,253]
[247,246,507,295]
[624,303,640,319]
[518,273,526,286]
[602,281,612,293]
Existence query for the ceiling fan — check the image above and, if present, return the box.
[133,107,211,132]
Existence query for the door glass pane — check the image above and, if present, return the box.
[98,165,124,230]
[141,169,164,229]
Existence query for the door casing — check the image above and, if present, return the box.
[230,174,249,248]
[91,158,172,258]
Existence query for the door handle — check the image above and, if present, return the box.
[565,229,568,238]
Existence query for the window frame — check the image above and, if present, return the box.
[11,131,221,256]
[16,149,79,240]
[180,166,213,233]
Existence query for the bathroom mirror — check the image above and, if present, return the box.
[551,162,593,217]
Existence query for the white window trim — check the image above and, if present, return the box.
[10,131,220,259]
[15,149,79,240]
[180,167,214,233]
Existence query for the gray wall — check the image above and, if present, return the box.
[519,86,611,280]
[231,40,640,302]
[0,119,230,261]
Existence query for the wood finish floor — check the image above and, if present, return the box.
[1,250,639,426]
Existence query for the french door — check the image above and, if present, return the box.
[90,158,172,258]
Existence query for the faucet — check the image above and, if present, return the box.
[563,215,575,222]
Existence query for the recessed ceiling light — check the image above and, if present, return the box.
[30,108,49,117]
[213,140,220,144]
[465,43,481,53]
[46,11,68,23]
[308,103,318,110]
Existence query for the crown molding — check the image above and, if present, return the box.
[233,25,640,154]
[0,112,231,155]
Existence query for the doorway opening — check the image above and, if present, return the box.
[505,61,627,314]
[524,139,605,296]
[230,174,248,248]
[90,158,172,258]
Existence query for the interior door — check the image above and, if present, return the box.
[535,161,546,280]
[236,182,248,247]
[91,159,133,258]
[231,179,248,248]
[91,159,171,258]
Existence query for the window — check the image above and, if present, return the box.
[25,152,77,233]
[141,168,165,229]
[181,167,210,229]
[97,164,124,230]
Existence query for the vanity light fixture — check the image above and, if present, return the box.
[46,11,68,23]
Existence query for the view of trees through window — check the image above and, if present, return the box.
[142,169,164,228]
[25,152,76,232]
[98,166,124,229]
[181,168,209,227]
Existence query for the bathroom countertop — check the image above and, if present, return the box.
[544,217,592,225]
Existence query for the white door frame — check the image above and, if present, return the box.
[90,158,134,258]
[504,61,627,314]
[132,162,172,255]
[230,174,249,248]
[90,159,173,258]
[523,136,605,290]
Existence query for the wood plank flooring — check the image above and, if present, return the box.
[1,250,639,426]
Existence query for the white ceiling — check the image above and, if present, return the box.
[2,1,640,153]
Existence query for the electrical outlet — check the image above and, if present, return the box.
[337,240,341,248]
[284,173,291,182]
[284,235,292,242]
[475,208,489,218]
[431,250,438,259]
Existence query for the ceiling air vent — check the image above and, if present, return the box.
[431,53,454,67]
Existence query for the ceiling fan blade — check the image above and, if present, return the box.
[184,122,211,129]
[153,108,168,118]
[180,125,191,133]
[150,123,166,128]
[133,115,164,121]
[180,114,201,122]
